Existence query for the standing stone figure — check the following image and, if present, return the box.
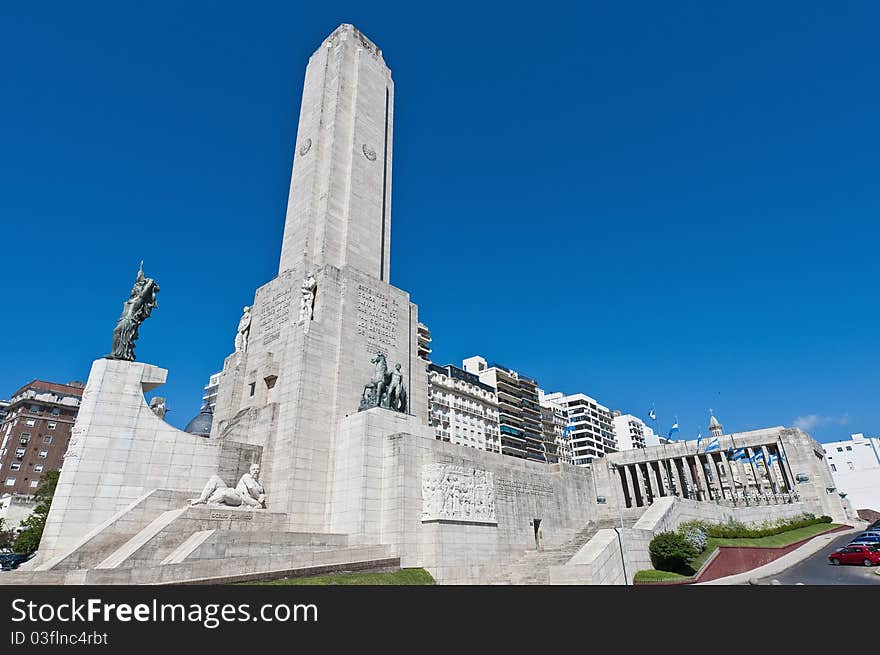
[234,306,252,353]
[108,262,160,361]
[149,397,167,419]
[189,463,266,509]
[299,272,317,321]
[385,363,407,412]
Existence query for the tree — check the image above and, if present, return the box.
[0,517,15,550]
[13,470,60,555]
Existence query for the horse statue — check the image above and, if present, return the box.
[359,352,407,413]
[360,352,389,410]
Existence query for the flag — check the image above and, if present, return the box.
[562,424,575,437]
[704,436,720,453]
[668,420,679,439]
[751,451,765,465]
[648,405,656,421]
[730,448,746,461]
[696,433,703,450]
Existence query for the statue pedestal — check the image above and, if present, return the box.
[328,408,433,543]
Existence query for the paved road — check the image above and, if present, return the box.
[759,532,880,585]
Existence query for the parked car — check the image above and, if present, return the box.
[828,545,880,566]
[0,551,34,571]
[848,535,880,546]
[853,530,880,539]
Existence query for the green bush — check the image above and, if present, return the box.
[649,531,700,572]
[683,513,831,540]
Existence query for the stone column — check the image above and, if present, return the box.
[746,447,764,500]
[652,461,666,497]
[625,465,642,507]
[617,466,632,509]
[733,455,751,503]
[634,464,653,506]
[719,450,737,502]
[773,441,793,494]
[761,445,779,496]
[679,457,696,500]
[692,455,711,501]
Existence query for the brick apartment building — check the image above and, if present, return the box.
[0,380,84,496]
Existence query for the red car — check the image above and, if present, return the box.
[828,545,880,566]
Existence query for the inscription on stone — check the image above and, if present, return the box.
[209,512,254,521]
[421,464,497,524]
[258,289,292,346]
[356,284,398,353]
[495,478,554,499]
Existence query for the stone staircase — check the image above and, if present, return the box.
[488,518,637,584]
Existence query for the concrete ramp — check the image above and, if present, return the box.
[96,509,186,569]
[160,530,216,566]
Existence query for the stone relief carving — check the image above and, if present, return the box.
[298,138,312,156]
[189,463,266,509]
[234,306,251,353]
[149,397,167,419]
[362,143,377,161]
[298,272,317,322]
[421,464,497,524]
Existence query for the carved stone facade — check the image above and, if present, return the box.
[421,464,497,524]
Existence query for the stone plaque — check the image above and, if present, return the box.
[356,284,398,353]
[495,478,554,500]
[257,288,292,346]
[421,464,497,524]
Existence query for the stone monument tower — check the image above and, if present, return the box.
[211,24,428,533]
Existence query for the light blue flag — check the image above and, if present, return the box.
[704,436,720,453]
[668,420,680,439]
[730,448,746,461]
[696,433,703,449]
[648,405,656,421]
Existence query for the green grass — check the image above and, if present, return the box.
[636,523,843,583]
[241,568,435,586]
[633,569,691,583]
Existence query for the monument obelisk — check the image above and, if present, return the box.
[211,24,428,532]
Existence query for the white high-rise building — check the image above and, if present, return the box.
[542,391,615,466]
[821,433,880,512]
[202,371,222,411]
[427,363,500,453]
[539,389,572,464]
[612,412,648,451]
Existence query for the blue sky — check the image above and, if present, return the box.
[1,2,877,443]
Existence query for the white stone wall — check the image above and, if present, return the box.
[37,359,256,564]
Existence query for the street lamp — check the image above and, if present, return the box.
[609,463,630,586]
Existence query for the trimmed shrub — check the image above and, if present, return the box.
[698,513,830,540]
[649,531,699,572]
[678,524,708,552]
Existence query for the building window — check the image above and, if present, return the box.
[29,479,39,488]
[48,422,56,430]
[848,462,855,470]
[38,450,48,459]
[5,478,15,486]
[837,447,843,452]
[10,463,20,471]
[34,465,43,473]
[42,435,52,444]
[25,418,36,427]
[830,464,837,472]
[845,446,852,451]
[51,407,60,416]
[15,448,26,458]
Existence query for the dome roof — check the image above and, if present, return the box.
[184,403,213,437]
